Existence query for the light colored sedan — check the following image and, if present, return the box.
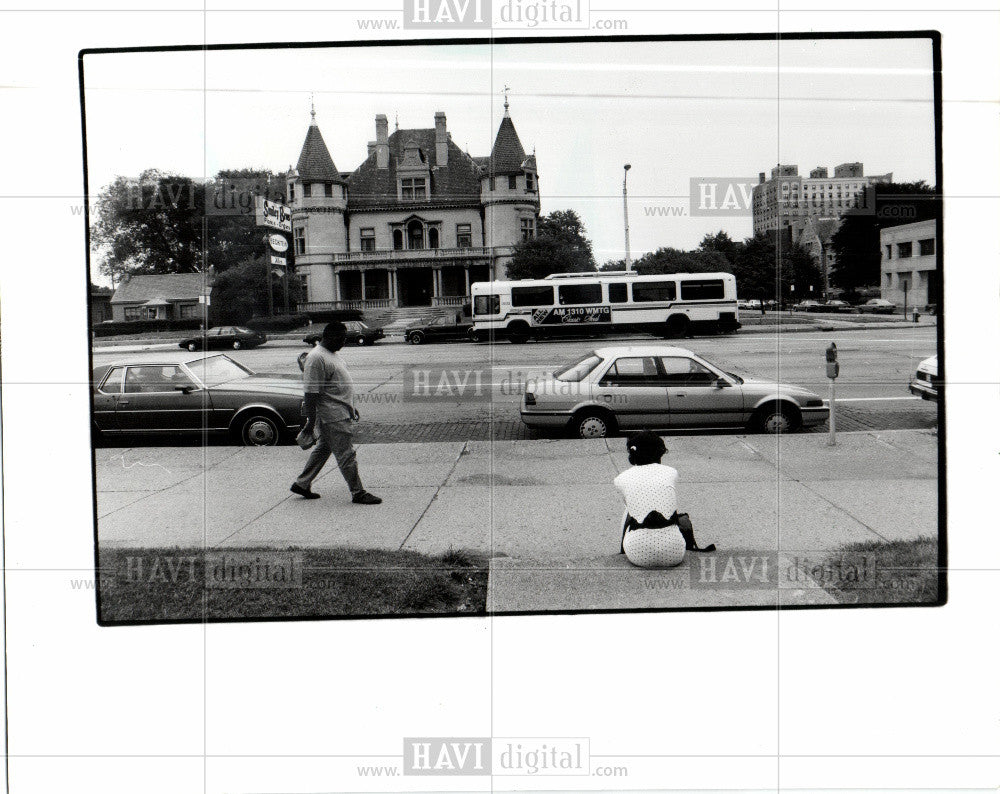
[520,345,829,438]
[909,355,939,401]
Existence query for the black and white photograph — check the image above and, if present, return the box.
[3,5,999,793]
[82,34,943,622]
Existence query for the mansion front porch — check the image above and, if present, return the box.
[300,249,497,311]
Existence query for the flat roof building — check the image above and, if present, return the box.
[880,219,939,312]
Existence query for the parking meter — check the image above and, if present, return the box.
[825,343,839,379]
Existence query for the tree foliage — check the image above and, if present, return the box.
[91,169,286,285]
[209,257,303,325]
[632,247,729,276]
[829,181,939,291]
[506,209,596,280]
[732,234,820,300]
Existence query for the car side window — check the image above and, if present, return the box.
[600,357,659,386]
[99,366,125,394]
[125,365,197,394]
[660,356,717,385]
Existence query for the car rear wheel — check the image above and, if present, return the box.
[356,336,366,345]
[409,331,425,345]
[232,340,242,350]
[238,413,281,446]
[572,409,616,439]
[187,342,198,352]
[753,403,801,434]
[663,314,690,339]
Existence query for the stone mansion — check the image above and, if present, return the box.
[288,102,540,311]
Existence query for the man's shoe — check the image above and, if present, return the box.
[290,484,320,499]
[352,491,382,505]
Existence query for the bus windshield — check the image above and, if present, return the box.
[554,353,602,382]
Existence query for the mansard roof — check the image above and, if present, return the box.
[346,128,483,209]
[296,124,343,182]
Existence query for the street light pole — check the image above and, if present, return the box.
[623,163,632,271]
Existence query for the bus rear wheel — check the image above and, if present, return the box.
[507,322,530,344]
[663,314,690,339]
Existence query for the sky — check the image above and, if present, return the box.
[82,37,937,273]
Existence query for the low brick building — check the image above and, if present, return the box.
[110,273,211,322]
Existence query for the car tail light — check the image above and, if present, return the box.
[524,391,536,406]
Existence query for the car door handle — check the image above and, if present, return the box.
[675,393,685,397]
[118,399,129,405]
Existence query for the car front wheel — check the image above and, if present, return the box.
[754,403,801,434]
[356,336,366,345]
[409,331,425,345]
[572,409,616,439]
[239,413,280,446]
[232,340,242,350]
[187,342,198,352]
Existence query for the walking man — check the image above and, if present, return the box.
[291,322,382,505]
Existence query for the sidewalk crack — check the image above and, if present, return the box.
[397,440,469,550]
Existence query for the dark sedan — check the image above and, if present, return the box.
[405,315,474,345]
[91,354,303,446]
[304,320,384,347]
[179,326,267,352]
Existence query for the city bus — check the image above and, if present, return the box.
[470,271,740,343]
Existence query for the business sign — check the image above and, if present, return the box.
[255,197,292,232]
[270,254,287,267]
[532,305,612,325]
[268,234,289,253]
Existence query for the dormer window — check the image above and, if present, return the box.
[525,173,535,192]
[401,177,427,200]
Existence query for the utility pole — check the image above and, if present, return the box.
[623,164,632,270]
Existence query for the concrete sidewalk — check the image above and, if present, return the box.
[95,430,938,611]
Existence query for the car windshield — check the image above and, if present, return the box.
[185,355,252,387]
[554,353,602,382]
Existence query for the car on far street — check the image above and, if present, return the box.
[91,354,303,446]
[746,299,763,310]
[521,345,829,439]
[792,300,824,312]
[859,298,897,314]
[823,300,854,313]
[304,320,384,347]
[405,315,474,345]
[179,326,266,352]
[909,355,939,401]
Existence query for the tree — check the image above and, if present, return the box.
[506,209,596,279]
[209,257,303,324]
[829,181,939,292]
[632,247,728,275]
[732,234,819,301]
[91,169,285,284]
[697,230,740,268]
[599,258,626,272]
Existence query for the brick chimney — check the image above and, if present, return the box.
[375,114,389,169]
[434,111,448,166]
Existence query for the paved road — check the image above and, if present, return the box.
[92,326,938,442]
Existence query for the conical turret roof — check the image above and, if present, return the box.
[488,116,527,175]
[296,124,343,182]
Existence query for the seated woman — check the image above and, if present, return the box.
[614,431,714,568]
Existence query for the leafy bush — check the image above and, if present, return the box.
[92,319,204,337]
[244,314,311,333]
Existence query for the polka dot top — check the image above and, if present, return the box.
[614,464,679,523]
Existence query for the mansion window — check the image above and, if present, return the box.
[293,226,306,256]
[360,228,375,251]
[299,274,309,301]
[520,217,536,241]
[456,223,472,248]
[428,227,440,249]
[508,174,517,189]
[401,178,427,200]
[526,173,535,191]
[325,183,334,197]
[303,183,312,198]
[288,184,295,203]
[489,177,496,191]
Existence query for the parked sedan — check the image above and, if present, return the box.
[521,346,829,438]
[859,298,896,314]
[304,320,384,347]
[91,354,303,445]
[823,300,854,313]
[179,326,267,352]
[909,355,939,401]
[792,300,824,312]
[405,315,474,345]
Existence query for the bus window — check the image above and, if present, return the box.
[680,279,725,300]
[474,294,500,315]
[511,285,554,307]
[558,282,602,305]
[608,283,628,303]
[631,281,676,302]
